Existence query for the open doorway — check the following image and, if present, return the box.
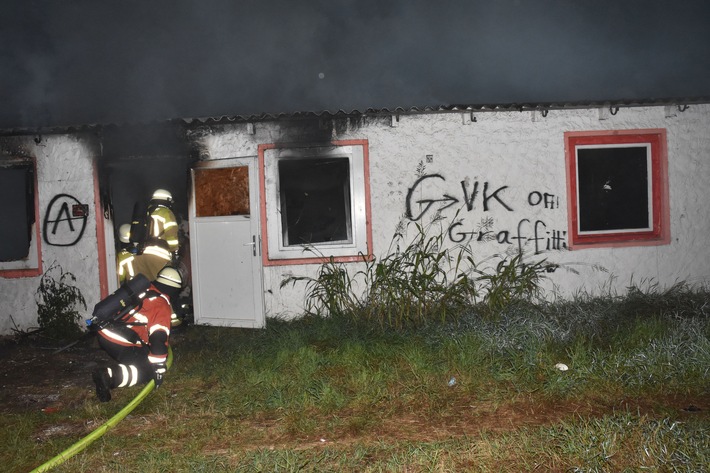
[96,123,194,313]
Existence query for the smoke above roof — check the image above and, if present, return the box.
[1,0,709,129]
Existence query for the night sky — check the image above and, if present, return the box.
[1,0,710,130]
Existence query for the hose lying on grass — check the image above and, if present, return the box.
[30,347,173,473]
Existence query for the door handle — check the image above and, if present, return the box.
[243,235,257,256]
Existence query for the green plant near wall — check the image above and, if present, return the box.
[283,254,361,319]
[281,217,468,328]
[475,253,552,316]
[282,216,557,329]
[35,262,87,340]
[357,218,478,328]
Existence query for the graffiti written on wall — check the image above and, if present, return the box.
[405,174,567,255]
[43,194,89,246]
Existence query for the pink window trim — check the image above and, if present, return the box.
[93,157,109,299]
[564,129,670,250]
[258,139,373,267]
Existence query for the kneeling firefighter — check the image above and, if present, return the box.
[90,266,183,402]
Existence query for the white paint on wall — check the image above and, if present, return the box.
[0,134,103,335]
[196,104,710,320]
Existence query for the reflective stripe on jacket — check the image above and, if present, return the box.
[149,205,179,252]
[98,285,172,363]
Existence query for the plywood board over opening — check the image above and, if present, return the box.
[194,166,249,217]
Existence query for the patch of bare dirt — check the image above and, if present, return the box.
[0,333,110,414]
[196,393,710,454]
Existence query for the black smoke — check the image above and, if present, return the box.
[1,0,710,129]
[98,123,191,230]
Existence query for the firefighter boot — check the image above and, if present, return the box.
[92,368,112,402]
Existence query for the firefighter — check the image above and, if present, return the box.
[147,189,179,255]
[116,225,182,326]
[91,266,183,402]
[116,225,173,302]
[132,237,173,283]
[116,223,139,284]
[130,237,185,327]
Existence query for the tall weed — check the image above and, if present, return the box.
[283,219,554,329]
[474,253,552,316]
[357,219,478,328]
[282,256,360,318]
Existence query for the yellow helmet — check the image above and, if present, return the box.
[156,266,182,289]
[152,189,173,203]
[118,224,131,244]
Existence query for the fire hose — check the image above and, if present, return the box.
[29,347,173,473]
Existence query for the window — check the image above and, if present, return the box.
[259,140,372,265]
[0,159,41,276]
[564,129,669,248]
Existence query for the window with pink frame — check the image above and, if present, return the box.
[564,129,669,249]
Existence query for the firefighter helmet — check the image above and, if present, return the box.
[118,224,131,244]
[152,188,173,203]
[156,266,182,289]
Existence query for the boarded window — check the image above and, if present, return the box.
[194,167,250,217]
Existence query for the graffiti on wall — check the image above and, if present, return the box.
[405,173,567,255]
[43,194,89,246]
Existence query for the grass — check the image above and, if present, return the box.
[6,282,709,472]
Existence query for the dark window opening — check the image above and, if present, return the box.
[278,157,351,246]
[577,146,650,233]
[565,129,668,249]
[0,164,35,261]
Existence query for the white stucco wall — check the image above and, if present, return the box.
[0,134,104,335]
[195,104,710,320]
[365,106,710,299]
[6,104,704,335]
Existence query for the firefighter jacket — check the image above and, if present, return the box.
[116,249,136,284]
[132,240,173,282]
[98,285,172,366]
[148,204,179,253]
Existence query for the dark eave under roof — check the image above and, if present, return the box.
[2,96,709,137]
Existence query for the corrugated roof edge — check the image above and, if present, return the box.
[2,96,709,136]
[181,97,710,125]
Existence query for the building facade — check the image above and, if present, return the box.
[1,103,709,334]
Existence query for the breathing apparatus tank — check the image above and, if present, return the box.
[87,273,151,329]
[129,201,148,249]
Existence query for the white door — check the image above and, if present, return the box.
[189,158,264,328]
